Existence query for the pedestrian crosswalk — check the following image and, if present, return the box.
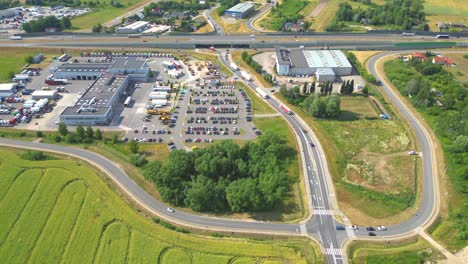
[314,209,334,215]
[325,248,343,256]
[299,224,307,234]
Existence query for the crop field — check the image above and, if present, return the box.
[276,94,418,224]
[0,148,319,263]
[71,0,150,31]
[444,53,468,84]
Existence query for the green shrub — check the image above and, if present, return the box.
[20,150,52,161]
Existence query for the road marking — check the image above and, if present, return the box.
[325,248,342,256]
[299,224,307,234]
[314,209,334,215]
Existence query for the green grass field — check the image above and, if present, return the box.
[0,147,320,263]
[424,0,468,31]
[238,82,275,115]
[348,237,441,264]
[0,48,61,83]
[259,0,317,31]
[277,94,418,223]
[71,0,149,31]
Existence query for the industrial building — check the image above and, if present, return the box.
[224,3,255,19]
[0,83,17,98]
[51,57,150,81]
[275,48,353,78]
[315,68,335,82]
[59,74,129,126]
[0,8,20,19]
[115,21,149,34]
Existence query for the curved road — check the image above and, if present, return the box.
[0,50,443,263]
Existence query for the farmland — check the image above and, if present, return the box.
[276,94,419,224]
[0,148,319,263]
[424,0,468,31]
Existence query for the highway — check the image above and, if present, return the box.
[0,47,444,263]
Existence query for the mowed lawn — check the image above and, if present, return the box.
[0,48,61,83]
[0,148,318,263]
[277,94,418,224]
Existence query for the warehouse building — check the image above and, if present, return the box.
[275,48,352,77]
[315,68,335,82]
[51,57,150,81]
[0,8,20,19]
[224,3,255,19]
[115,21,149,34]
[0,83,17,98]
[59,74,129,126]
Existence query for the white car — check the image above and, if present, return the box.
[166,207,175,213]
[377,225,387,231]
[351,225,358,230]
[408,150,417,155]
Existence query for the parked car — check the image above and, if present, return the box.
[366,227,375,231]
[377,225,387,231]
[368,232,377,236]
[335,225,345,230]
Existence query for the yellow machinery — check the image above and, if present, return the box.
[147,109,171,115]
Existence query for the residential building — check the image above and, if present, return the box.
[116,21,149,34]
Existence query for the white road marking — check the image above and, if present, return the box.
[314,209,334,215]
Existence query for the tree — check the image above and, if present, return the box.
[112,134,119,144]
[303,82,308,94]
[362,85,369,96]
[76,125,85,140]
[340,82,346,94]
[94,128,102,140]
[450,135,468,153]
[64,134,76,144]
[309,94,325,117]
[406,78,420,96]
[7,71,15,80]
[349,80,354,94]
[61,16,72,29]
[92,23,103,33]
[130,153,147,167]
[129,139,139,153]
[25,55,34,64]
[58,122,68,136]
[325,95,341,117]
[85,126,94,139]
[310,82,316,93]
[226,178,262,212]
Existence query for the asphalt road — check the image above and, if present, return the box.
[0,49,442,264]
[246,3,273,32]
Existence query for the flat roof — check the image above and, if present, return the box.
[31,90,57,96]
[61,106,111,116]
[55,62,112,73]
[227,2,254,13]
[289,49,309,68]
[122,21,148,30]
[302,50,352,68]
[275,48,290,66]
[316,68,335,75]
[109,57,147,71]
[0,83,16,91]
[76,74,127,107]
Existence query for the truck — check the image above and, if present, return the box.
[124,96,132,107]
[148,92,168,100]
[230,62,239,71]
[45,78,68,85]
[9,35,22,40]
[280,104,293,115]
[13,74,30,82]
[401,32,415,36]
[240,71,252,81]
[255,87,269,99]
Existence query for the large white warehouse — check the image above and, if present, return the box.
[275,48,353,77]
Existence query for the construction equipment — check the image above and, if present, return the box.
[147,109,171,115]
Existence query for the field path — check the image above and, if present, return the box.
[309,0,329,18]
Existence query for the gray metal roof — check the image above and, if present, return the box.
[302,50,352,68]
[61,106,111,116]
[76,74,127,107]
[316,68,335,75]
[55,63,112,73]
[109,57,146,71]
[226,2,254,13]
[289,49,309,68]
[275,48,290,66]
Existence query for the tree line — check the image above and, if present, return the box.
[241,51,275,86]
[143,133,295,213]
[0,0,19,9]
[280,82,341,118]
[330,0,428,31]
[22,16,72,33]
[216,0,240,16]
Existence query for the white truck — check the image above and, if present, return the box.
[230,62,239,71]
[9,35,22,40]
[13,74,30,82]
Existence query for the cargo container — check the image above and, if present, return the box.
[280,104,293,115]
[255,88,269,99]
